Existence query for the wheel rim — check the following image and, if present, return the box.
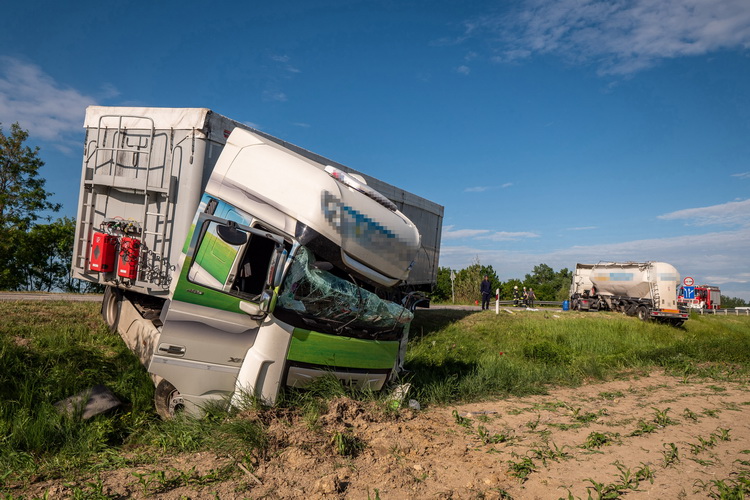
[167,390,185,415]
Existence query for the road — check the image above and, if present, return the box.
[0,292,103,302]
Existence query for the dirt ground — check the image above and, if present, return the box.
[18,371,750,499]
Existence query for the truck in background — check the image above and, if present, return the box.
[569,261,689,327]
[679,285,721,310]
[71,106,444,417]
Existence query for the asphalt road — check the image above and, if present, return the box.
[0,292,103,302]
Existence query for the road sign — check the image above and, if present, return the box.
[683,286,695,300]
[683,276,694,287]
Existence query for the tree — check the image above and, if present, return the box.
[432,267,454,302]
[0,123,60,231]
[14,217,77,292]
[721,295,748,308]
[0,123,61,290]
[522,264,572,301]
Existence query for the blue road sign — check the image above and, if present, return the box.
[683,286,695,300]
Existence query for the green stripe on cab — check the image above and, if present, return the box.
[288,329,398,370]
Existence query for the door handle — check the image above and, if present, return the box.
[158,344,186,356]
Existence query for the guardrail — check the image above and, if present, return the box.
[692,308,750,316]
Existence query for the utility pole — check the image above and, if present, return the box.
[450,269,456,304]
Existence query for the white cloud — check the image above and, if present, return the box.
[467,0,750,75]
[442,228,491,239]
[456,65,471,75]
[567,226,597,231]
[464,185,490,192]
[262,90,288,102]
[441,227,539,241]
[0,57,96,145]
[657,199,750,227]
[732,172,750,179]
[479,231,540,241]
[464,183,512,192]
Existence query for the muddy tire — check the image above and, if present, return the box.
[636,305,649,322]
[101,287,122,333]
[154,379,185,419]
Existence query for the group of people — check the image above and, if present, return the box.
[512,285,536,308]
[480,275,536,310]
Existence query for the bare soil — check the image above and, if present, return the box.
[17,372,750,499]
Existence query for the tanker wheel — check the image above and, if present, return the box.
[154,379,185,420]
[101,287,122,333]
[636,305,649,322]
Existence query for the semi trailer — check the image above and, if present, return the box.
[71,106,444,417]
[569,261,689,326]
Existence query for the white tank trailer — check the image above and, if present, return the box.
[569,262,689,326]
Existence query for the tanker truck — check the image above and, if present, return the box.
[71,106,444,417]
[569,262,689,326]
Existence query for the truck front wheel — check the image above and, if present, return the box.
[154,379,185,419]
[636,305,649,322]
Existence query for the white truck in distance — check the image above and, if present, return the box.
[569,261,689,327]
[71,106,443,417]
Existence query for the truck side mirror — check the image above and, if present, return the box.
[216,222,247,246]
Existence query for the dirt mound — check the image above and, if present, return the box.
[13,372,750,499]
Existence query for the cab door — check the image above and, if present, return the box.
[149,211,286,413]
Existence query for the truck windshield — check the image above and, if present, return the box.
[276,246,412,337]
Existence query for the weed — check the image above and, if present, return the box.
[525,414,541,431]
[652,407,675,427]
[529,443,571,465]
[598,391,624,400]
[507,456,536,482]
[690,457,715,466]
[452,409,472,429]
[682,408,700,422]
[570,407,606,423]
[702,408,721,418]
[585,477,624,499]
[713,428,731,442]
[634,463,655,484]
[476,425,510,445]
[628,420,656,437]
[330,431,365,457]
[581,431,621,450]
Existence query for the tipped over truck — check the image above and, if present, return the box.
[71,106,443,417]
[569,261,689,327]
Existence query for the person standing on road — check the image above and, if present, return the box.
[528,288,536,308]
[512,285,520,307]
[480,275,491,310]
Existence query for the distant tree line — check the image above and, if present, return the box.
[432,259,573,304]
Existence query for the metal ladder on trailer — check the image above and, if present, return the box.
[76,115,175,290]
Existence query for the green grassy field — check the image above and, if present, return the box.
[1,301,749,491]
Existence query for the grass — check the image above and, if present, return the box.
[406,309,750,405]
[2,301,750,494]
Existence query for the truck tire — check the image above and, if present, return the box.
[101,286,122,333]
[636,305,649,322]
[154,379,185,419]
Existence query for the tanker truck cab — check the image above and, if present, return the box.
[150,128,420,417]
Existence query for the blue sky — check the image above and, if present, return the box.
[1,0,749,300]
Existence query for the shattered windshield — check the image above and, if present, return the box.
[276,246,412,332]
